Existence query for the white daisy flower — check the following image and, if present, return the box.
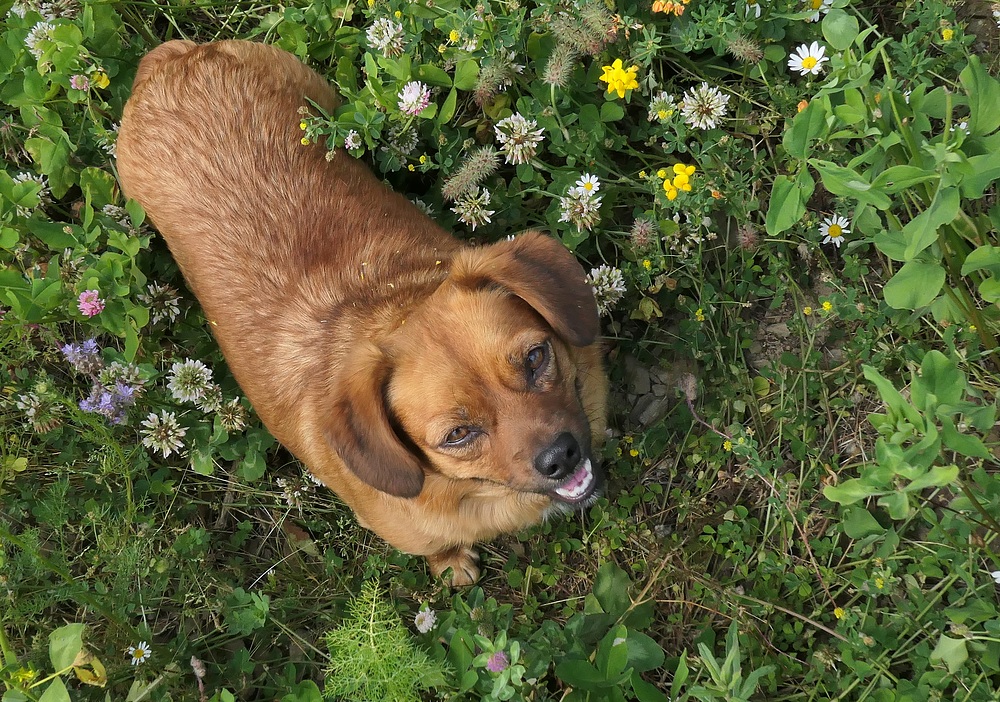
[788,42,829,76]
[804,0,832,21]
[127,641,152,665]
[573,173,601,197]
[820,215,850,248]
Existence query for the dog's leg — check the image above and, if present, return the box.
[427,545,481,587]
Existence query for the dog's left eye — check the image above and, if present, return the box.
[443,426,477,447]
[525,343,549,381]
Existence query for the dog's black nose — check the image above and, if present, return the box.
[534,432,582,479]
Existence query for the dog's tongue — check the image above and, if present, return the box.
[553,459,594,501]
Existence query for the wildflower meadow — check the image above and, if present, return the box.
[3,0,1000,700]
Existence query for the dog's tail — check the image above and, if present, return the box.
[132,40,197,92]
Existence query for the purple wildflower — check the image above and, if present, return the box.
[61,338,103,375]
[486,651,509,673]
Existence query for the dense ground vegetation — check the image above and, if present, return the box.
[2,0,1000,699]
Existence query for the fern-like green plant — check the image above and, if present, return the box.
[323,581,450,702]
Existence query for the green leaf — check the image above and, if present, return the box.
[556,658,609,688]
[625,631,665,673]
[902,187,959,260]
[870,165,938,194]
[883,261,945,310]
[904,465,959,492]
[783,99,828,159]
[929,634,969,673]
[600,101,624,122]
[414,63,451,87]
[877,491,911,520]
[765,170,813,235]
[27,220,78,251]
[79,168,117,207]
[979,277,1000,303]
[912,350,963,408]
[959,152,1000,199]
[823,478,875,505]
[632,672,670,702]
[453,60,479,91]
[593,562,632,618]
[961,245,1000,277]
[811,160,891,210]
[670,652,689,700]
[822,9,860,50]
[959,56,1000,136]
[437,87,457,125]
[38,679,70,702]
[50,623,86,670]
[841,506,884,538]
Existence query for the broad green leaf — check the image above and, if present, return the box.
[929,634,969,673]
[811,160,891,209]
[437,87,457,125]
[593,562,632,618]
[822,9,860,50]
[632,672,670,702]
[904,465,959,492]
[453,60,478,91]
[902,187,960,259]
[979,276,1000,303]
[625,631,665,673]
[38,679,70,702]
[883,261,945,310]
[878,491,911,520]
[841,506,884,538]
[50,623,86,670]
[556,658,610,688]
[823,478,874,505]
[600,101,624,122]
[959,152,1000,199]
[959,56,1000,136]
[912,350,964,408]
[961,245,1000,277]
[414,63,451,87]
[765,170,813,235]
[864,366,924,427]
[596,626,630,679]
[870,165,938,194]
[783,99,827,159]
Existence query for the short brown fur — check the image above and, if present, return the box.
[117,40,608,585]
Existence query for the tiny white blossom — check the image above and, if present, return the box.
[141,411,186,457]
[398,81,431,116]
[990,570,1000,584]
[451,187,495,230]
[680,83,730,130]
[494,113,544,165]
[344,129,362,150]
[587,265,626,316]
[25,20,54,60]
[127,641,152,665]
[804,0,832,22]
[167,359,214,404]
[366,17,405,57]
[414,609,437,633]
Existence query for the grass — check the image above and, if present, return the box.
[2,0,1000,700]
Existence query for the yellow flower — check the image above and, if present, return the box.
[656,168,667,179]
[419,154,428,164]
[629,448,639,457]
[723,439,733,451]
[663,182,678,200]
[300,137,310,146]
[624,435,634,444]
[639,170,647,179]
[822,301,833,312]
[875,577,885,590]
[642,259,652,271]
[449,29,460,42]
[407,164,415,171]
[394,10,402,18]
[599,59,639,99]
[834,607,845,619]
[673,163,696,177]
[803,306,812,316]
[299,121,307,130]
[367,0,374,7]
[941,27,954,41]
[695,308,705,322]
[797,99,810,112]
[92,71,110,89]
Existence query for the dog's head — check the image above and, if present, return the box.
[323,231,604,505]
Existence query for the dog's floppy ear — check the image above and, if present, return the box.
[322,342,425,498]
[451,231,599,347]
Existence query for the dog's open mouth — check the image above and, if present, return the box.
[549,458,598,504]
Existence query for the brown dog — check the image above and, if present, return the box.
[117,40,608,585]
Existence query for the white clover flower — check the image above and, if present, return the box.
[398,81,431,116]
[97,122,120,158]
[804,0,832,21]
[344,129,362,150]
[647,91,677,122]
[127,641,152,665]
[820,215,850,248]
[788,42,829,76]
[414,608,437,633]
[167,359,214,404]
[559,186,603,233]
[138,282,181,324]
[991,570,1000,584]
[13,171,50,203]
[366,17,405,57]
[680,83,730,130]
[451,187,495,230]
[743,0,763,18]
[217,397,248,432]
[141,411,186,457]
[25,20,54,60]
[587,265,626,316]
[494,113,544,165]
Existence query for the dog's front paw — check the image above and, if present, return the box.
[428,546,481,587]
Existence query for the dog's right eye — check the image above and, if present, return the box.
[443,426,477,447]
